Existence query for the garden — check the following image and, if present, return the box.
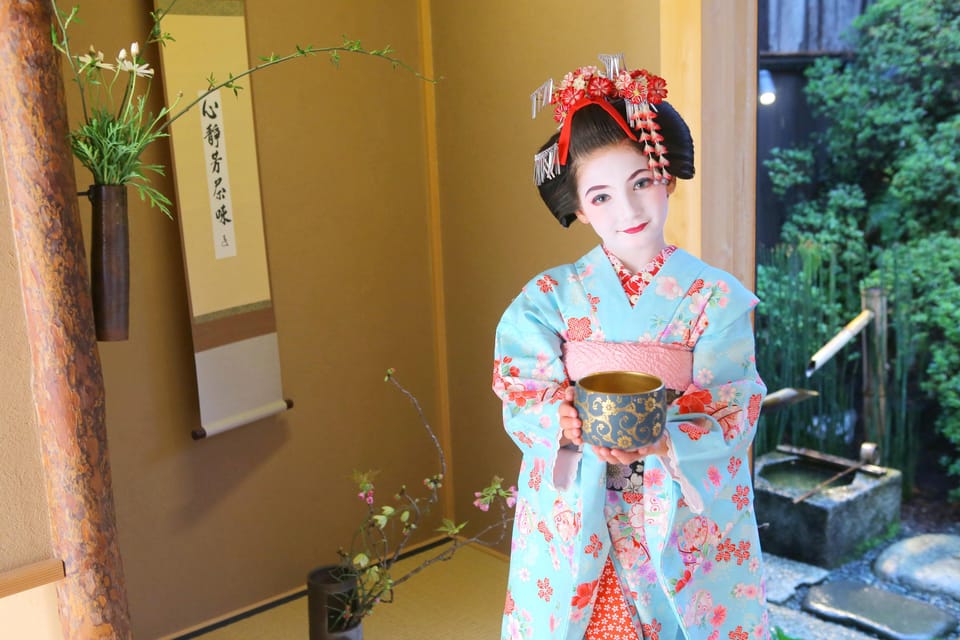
[753,0,960,508]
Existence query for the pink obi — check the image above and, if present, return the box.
[562,341,693,392]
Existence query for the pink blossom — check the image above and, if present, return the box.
[718,383,737,404]
[656,276,683,300]
[710,604,727,627]
[644,467,665,487]
[707,465,722,487]
[734,583,759,599]
[688,293,709,316]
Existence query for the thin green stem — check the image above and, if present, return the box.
[158,45,433,133]
[50,2,90,123]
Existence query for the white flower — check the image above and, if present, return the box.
[118,47,127,61]
[77,48,114,71]
[695,367,714,386]
[119,59,155,78]
[130,42,140,57]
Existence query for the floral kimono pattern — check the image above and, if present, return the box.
[493,246,768,640]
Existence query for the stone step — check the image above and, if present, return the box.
[764,553,830,603]
[874,533,960,601]
[802,580,958,640]
[769,603,878,640]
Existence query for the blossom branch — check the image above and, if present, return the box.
[391,502,515,589]
[49,0,438,218]
[330,369,516,628]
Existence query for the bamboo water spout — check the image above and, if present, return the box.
[805,309,875,378]
[762,387,820,412]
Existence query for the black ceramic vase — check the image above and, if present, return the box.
[87,184,129,341]
[307,566,363,640]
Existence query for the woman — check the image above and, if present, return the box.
[493,58,768,640]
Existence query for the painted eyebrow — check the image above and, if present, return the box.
[584,183,611,196]
[583,169,650,196]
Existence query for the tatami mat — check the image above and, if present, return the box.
[192,545,508,639]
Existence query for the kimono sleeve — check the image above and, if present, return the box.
[660,281,766,514]
[492,283,573,491]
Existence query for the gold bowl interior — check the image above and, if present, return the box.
[577,371,663,395]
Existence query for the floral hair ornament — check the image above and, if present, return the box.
[531,53,671,186]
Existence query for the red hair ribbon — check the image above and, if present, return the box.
[556,97,639,167]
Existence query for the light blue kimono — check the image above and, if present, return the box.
[493,246,769,640]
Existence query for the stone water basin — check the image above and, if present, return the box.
[754,449,902,568]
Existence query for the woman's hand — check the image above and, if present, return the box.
[558,386,582,447]
[590,435,668,465]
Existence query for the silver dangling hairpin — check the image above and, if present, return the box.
[533,144,560,185]
[597,53,625,79]
[530,78,554,119]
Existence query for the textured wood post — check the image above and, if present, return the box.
[0,2,132,638]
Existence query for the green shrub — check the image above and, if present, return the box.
[760,0,960,497]
[866,235,960,498]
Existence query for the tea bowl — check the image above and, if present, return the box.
[574,371,666,450]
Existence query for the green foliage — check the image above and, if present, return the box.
[846,521,901,563]
[772,626,803,640]
[765,147,814,198]
[803,0,960,198]
[887,115,960,242]
[755,245,860,456]
[760,0,960,496]
[866,235,960,498]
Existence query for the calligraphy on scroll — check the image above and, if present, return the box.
[200,89,236,259]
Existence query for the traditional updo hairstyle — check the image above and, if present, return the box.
[537,99,695,228]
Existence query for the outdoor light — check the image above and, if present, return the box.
[759,69,776,106]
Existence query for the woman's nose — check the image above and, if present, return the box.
[626,191,646,215]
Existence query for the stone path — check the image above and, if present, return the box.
[874,533,960,601]
[764,533,960,640]
[769,602,878,640]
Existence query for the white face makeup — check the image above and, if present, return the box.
[574,140,670,272]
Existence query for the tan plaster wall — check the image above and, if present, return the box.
[0,582,62,640]
[0,147,53,571]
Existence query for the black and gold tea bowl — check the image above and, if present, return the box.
[574,371,666,450]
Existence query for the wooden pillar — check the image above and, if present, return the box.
[659,0,758,290]
[861,287,888,451]
[0,2,131,638]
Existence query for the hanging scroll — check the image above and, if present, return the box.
[155,0,289,438]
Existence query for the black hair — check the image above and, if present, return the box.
[536,99,695,227]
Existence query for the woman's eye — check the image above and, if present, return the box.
[634,178,652,189]
[591,194,610,205]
